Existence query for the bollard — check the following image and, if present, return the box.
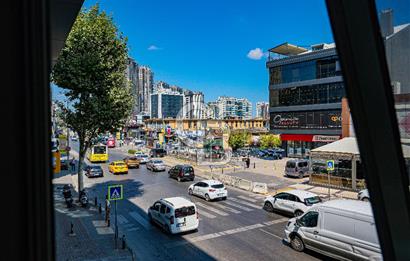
[234,167,235,172]
[98,203,102,214]
[69,222,76,236]
[254,162,256,169]
[95,197,97,206]
[222,168,224,174]
[107,216,110,227]
[122,235,126,249]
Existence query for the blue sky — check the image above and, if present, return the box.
[54,0,409,111]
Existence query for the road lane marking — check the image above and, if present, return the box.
[165,223,265,248]
[229,198,261,209]
[263,217,288,226]
[237,195,258,203]
[259,229,283,240]
[195,202,229,216]
[197,209,216,219]
[129,211,152,230]
[209,203,241,214]
[221,201,253,211]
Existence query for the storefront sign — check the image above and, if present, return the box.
[271,110,342,129]
[312,135,340,142]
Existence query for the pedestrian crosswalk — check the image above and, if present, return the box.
[193,196,264,219]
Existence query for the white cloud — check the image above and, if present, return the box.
[247,48,265,60]
[147,45,160,51]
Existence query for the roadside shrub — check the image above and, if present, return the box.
[128,149,136,154]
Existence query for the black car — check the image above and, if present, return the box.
[150,148,167,157]
[168,165,195,182]
[83,165,104,178]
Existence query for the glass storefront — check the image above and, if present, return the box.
[285,140,328,158]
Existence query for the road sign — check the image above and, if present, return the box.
[327,160,335,171]
[108,185,123,201]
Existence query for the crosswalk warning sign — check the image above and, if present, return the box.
[108,185,123,201]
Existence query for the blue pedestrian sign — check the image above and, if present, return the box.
[326,160,335,171]
[108,185,123,201]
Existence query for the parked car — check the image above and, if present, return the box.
[188,180,227,201]
[136,154,149,164]
[108,160,128,174]
[285,159,310,178]
[134,150,143,156]
[146,159,166,172]
[284,199,381,260]
[148,197,199,234]
[263,190,321,217]
[168,165,195,182]
[83,165,103,178]
[150,148,167,158]
[123,156,140,169]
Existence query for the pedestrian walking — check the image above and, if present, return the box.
[69,158,75,171]
[246,157,250,168]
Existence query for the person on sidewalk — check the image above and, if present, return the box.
[245,157,250,168]
[69,158,76,172]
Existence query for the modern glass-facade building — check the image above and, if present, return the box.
[150,93,183,119]
[267,43,345,157]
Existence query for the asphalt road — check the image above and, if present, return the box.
[69,141,329,261]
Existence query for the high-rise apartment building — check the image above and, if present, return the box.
[256,102,269,119]
[215,96,252,120]
[125,58,139,114]
[206,102,219,119]
[138,66,154,116]
[183,91,205,119]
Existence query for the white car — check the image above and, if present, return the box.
[284,200,381,260]
[136,154,149,164]
[148,197,199,234]
[357,189,370,201]
[188,180,228,201]
[263,190,322,217]
[146,159,166,172]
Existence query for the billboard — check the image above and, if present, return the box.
[270,110,342,130]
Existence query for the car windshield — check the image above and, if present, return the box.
[184,166,194,172]
[211,184,224,189]
[129,157,138,160]
[153,160,163,164]
[174,206,195,218]
[90,166,102,170]
[304,196,322,206]
[116,163,126,166]
[93,146,106,154]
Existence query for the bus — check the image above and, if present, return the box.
[87,144,108,163]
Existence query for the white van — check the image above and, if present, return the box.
[148,197,199,234]
[284,199,382,260]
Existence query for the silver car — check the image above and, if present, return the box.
[147,159,166,172]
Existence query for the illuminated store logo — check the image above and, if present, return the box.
[273,115,299,126]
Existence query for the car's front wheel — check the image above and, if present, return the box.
[205,194,211,201]
[188,189,193,195]
[294,210,303,217]
[290,235,305,252]
[263,202,274,212]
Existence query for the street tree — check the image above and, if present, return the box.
[51,4,133,191]
[228,132,251,150]
[259,134,281,149]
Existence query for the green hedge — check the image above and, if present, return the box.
[128,149,136,154]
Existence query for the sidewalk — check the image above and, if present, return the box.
[53,171,132,261]
[162,155,358,200]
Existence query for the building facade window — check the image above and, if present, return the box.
[269,82,345,107]
[269,56,341,85]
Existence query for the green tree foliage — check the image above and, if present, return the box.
[51,4,133,191]
[229,132,251,150]
[259,134,281,149]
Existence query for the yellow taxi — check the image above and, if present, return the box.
[108,160,128,175]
